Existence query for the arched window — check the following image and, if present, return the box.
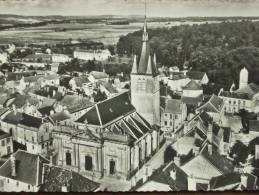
[65,152,71,166]
[85,156,93,171]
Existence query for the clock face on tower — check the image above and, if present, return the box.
[137,78,146,92]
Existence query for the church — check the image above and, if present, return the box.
[51,19,162,182]
[130,18,160,126]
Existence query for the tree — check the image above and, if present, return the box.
[164,145,177,164]
[230,141,249,166]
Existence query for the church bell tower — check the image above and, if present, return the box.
[130,17,160,126]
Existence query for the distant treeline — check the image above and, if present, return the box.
[117,20,259,93]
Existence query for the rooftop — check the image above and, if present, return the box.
[0,150,48,186]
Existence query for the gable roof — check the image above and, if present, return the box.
[0,129,11,140]
[99,81,118,94]
[89,71,108,79]
[73,76,90,87]
[186,71,206,80]
[76,92,135,126]
[183,80,202,90]
[40,164,100,192]
[164,99,183,114]
[0,150,48,186]
[210,172,257,190]
[200,144,234,174]
[59,95,94,113]
[197,94,224,113]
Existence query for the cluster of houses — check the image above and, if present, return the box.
[0,18,259,192]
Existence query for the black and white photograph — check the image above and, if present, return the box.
[0,0,258,192]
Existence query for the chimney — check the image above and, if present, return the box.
[208,144,213,155]
[174,156,181,167]
[10,154,16,177]
[170,168,176,180]
[207,123,213,143]
[52,90,56,97]
[193,146,199,156]
[12,104,17,115]
[50,155,53,165]
[188,174,196,191]
[240,174,248,188]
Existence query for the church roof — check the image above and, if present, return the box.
[131,19,157,76]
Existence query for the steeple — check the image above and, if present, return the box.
[142,17,148,42]
[131,54,138,74]
[146,55,152,74]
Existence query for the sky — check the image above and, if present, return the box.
[1,0,259,17]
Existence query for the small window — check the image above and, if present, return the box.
[28,185,30,190]
[7,138,10,143]
[16,181,19,186]
[32,136,34,142]
[1,140,5,146]
[32,145,34,150]
[164,121,168,126]
[7,179,9,183]
[170,114,172,119]
[229,100,231,104]
[175,115,178,119]
[164,113,167,117]
[42,144,44,149]
[243,101,246,106]
[41,136,43,142]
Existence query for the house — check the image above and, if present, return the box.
[52,92,160,181]
[219,68,259,114]
[209,172,257,191]
[88,71,109,84]
[57,94,94,120]
[160,97,187,132]
[0,130,13,157]
[0,150,49,192]
[69,76,93,96]
[99,81,118,97]
[1,111,53,155]
[23,54,52,63]
[39,164,100,192]
[179,143,234,189]
[196,94,225,124]
[0,52,8,64]
[186,71,209,85]
[73,49,111,61]
[50,63,60,73]
[182,80,203,98]
[52,54,70,63]
[167,72,190,92]
[41,74,60,87]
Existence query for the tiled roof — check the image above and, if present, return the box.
[201,144,234,174]
[0,150,48,186]
[183,80,202,90]
[249,120,259,132]
[59,95,94,113]
[197,94,224,113]
[40,164,100,192]
[181,95,203,105]
[186,71,206,80]
[2,111,23,125]
[0,129,10,140]
[90,71,108,79]
[19,113,43,129]
[210,172,257,190]
[77,92,135,126]
[49,111,70,123]
[73,76,90,87]
[38,106,54,116]
[164,99,183,114]
[23,75,42,83]
[99,81,118,94]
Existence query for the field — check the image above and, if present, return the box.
[0,20,249,45]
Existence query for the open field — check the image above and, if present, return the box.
[1,19,258,45]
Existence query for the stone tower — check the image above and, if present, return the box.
[239,67,248,89]
[130,18,160,126]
